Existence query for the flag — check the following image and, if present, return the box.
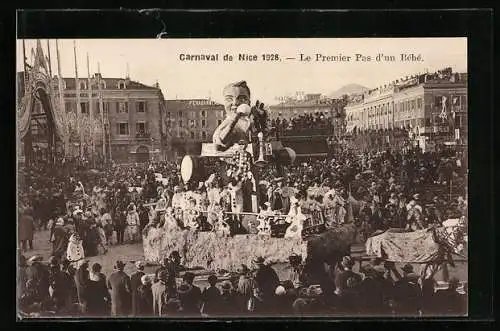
[438,95,448,120]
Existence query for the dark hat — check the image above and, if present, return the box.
[220,281,232,291]
[288,253,302,264]
[253,256,265,265]
[207,274,218,285]
[115,260,126,269]
[237,264,250,275]
[183,272,195,283]
[177,282,193,294]
[170,251,180,259]
[402,263,414,273]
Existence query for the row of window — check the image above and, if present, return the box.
[56,80,128,91]
[115,122,149,136]
[166,119,222,128]
[356,113,465,130]
[175,131,208,140]
[65,101,147,114]
[166,110,224,118]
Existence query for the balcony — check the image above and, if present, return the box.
[135,132,151,139]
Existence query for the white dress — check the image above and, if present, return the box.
[66,234,85,264]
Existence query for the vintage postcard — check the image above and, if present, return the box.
[17,37,467,318]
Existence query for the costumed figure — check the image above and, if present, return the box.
[162,207,180,232]
[184,197,200,230]
[406,196,424,231]
[206,201,224,228]
[154,196,168,226]
[256,202,274,236]
[125,203,140,243]
[205,174,220,207]
[66,232,85,267]
[171,186,185,226]
[284,199,306,239]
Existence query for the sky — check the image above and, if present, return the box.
[17,38,467,106]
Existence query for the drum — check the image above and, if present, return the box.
[180,155,202,184]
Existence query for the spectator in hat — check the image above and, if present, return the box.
[47,256,66,311]
[136,275,153,316]
[130,260,146,316]
[287,253,307,290]
[218,280,238,316]
[334,256,362,313]
[85,220,101,257]
[51,217,69,260]
[113,204,127,245]
[25,254,50,303]
[235,264,254,313]
[252,256,280,312]
[152,270,169,316]
[107,260,131,316]
[18,207,35,251]
[253,256,280,298]
[154,257,169,283]
[177,272,201,316]
[86,263,110,316]
[357,263,391,315]
[74,259,90,313]
[166,251,183,296]
[392,263,422,315]
[201,275,221,316]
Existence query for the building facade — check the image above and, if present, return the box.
[165,99,225,158]
[345,68,467,144]
[268,93,346,136]
[60,74,166,164]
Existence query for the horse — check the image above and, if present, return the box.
[303,223,359,285]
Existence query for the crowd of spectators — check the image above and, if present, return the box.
[18,132,468,317]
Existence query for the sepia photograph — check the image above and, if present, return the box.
[16,37,468,319]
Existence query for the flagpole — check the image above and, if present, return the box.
[46,40,53,78]
[73,41,83,159]
[87,53,95,167]
[97,62,106,164]
[55,39,69,159]
[22,39,28,94]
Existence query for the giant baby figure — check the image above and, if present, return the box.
[212,80,267,151]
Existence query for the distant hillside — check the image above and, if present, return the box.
[328,83,369,98]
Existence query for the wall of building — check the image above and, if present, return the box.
[345,73,467,144]
[165,99,225,158]
[62,78,165,164]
